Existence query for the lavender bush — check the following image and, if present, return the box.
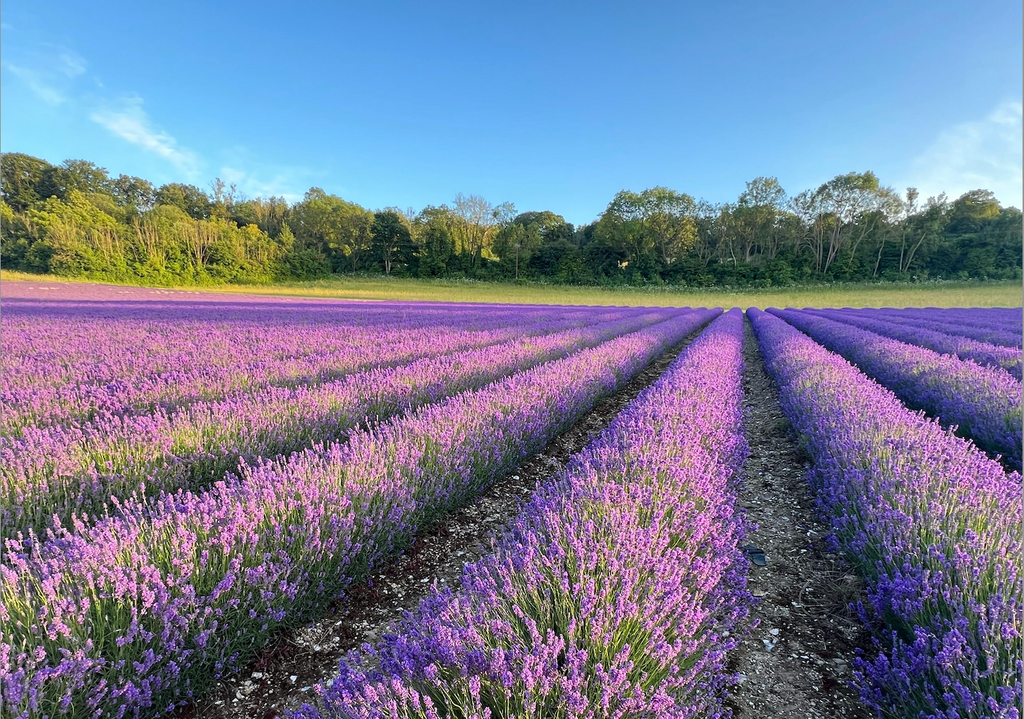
[806,308,1022,380]
[885,308,1023,336]
[0,311,717,718]
[769,308,1022,471]
[750,308,1022,718]
[2,303,631,434]
[857,309,1023,349]
[1,310,683,542]
[298,308,750,719]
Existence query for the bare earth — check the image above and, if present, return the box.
[727,321,873,718]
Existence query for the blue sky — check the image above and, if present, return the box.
[2,1,1021,223]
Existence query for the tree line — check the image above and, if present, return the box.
[1,153,1020,287]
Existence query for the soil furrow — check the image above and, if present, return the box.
[179,331,700,719]
[727,317,873,718]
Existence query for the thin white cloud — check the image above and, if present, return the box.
[1,44,86,105]
[57,51,87,78]
[904,100,1023,209]
[3,63,68,105]
[90,97,201,177]
[6,38,323,197]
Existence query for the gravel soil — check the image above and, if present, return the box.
[726,318,874,718]
[178,333,699,719]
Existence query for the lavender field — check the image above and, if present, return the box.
[1,281,1021,719]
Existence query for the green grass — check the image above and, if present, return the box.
[1,269,1020,308]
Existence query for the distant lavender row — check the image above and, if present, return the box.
[1,308,476,388]
[885,307,1023,335]
[854,309,1023,349]
[748,308,1022,718]
[804,308,1023,379]
[770,309,1022,471]
[0,310,717,719]
[1,310,681,543]
[2,308,630,434]
[1,303,607,394]
[874,308,1023,342]
[299,309,751,719]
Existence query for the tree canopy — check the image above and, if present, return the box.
[2,152,1020,287]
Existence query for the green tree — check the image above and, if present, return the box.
[595,190,654,270]
[733,177,787,263]
[493,220,541,279]
[24,190,123,277]
[641,186,697,266]
[371,209,413,275]
[232,196,290,238]
[499,210,577,280]
[290,188,373,272]
[277,218,331,281]
[38,159,112,200]
[792,171,892,275]
[594,188,695,276]
[111,175,156,215]
[414,206,456,277]
[451,193,507,270]
[0,153,53,210]
[156,183,212,219]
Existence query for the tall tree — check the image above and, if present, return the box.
[733,177,787,262]
[595,188,696,273]
[872,187,917,276]
[111,175,156,214]
[208,178,239,219]
[640,186,697,265]
[793,172,892,274]
[413,206,456,277]
[156,183,212,219]
[451,193,500,269]
[0,153,53,210]
[371,209,413,275]
[493,219,542,280]
[596,190,653,269]
[290,188,373,271]
[233,196,290,237]
[692,201,724,268]
[38,159,112,200]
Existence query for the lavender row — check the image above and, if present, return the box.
[1,314,519,430]
[804,308,1023,379]
[855,309,1023,349]
[0,310,717,719]
[298,309,751,719]
[769,308,1022,471]
[1,283,632,428]
[748,308,1022,718]
[882,307,1023,336]
[1,310,680,543]
[0,306,488,394]
[872,308,1023,344]
[2,309,631,435]
[1,303,609,394]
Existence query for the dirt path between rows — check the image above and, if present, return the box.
[727,319,873,718]
[182,333,700,719]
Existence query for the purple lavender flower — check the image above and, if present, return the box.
[1,304,718,718]
[1,310,677,542]
[804,308,1022,380]
[749,307,1022,718]
[295,309,751,719]
[768,308,1022,471]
